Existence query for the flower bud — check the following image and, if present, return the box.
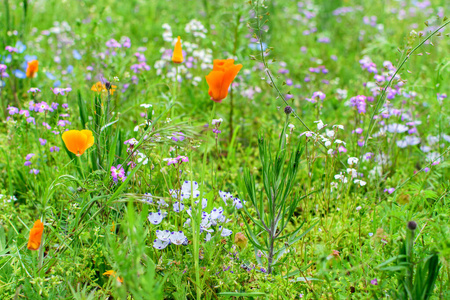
[407,221,417,230]
[284,106,293,114]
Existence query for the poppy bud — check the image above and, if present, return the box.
[172,36,184,64]
[27,220,44,250]
[105,81,111,90]
[26,60,39,78]
[284,106,293,114]
[407,221,417,231]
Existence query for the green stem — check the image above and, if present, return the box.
[189,156,201,300]
[77,156,85,180]
[172,65,179,118]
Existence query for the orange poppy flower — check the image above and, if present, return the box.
[91,81,117,95]
[172,36,183,64]
[103,270,123,283]
[205,59,242,103]
[27,220,44,251]
[26,60,39,78]
[62,130,95,156]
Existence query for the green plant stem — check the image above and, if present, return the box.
[172,65,179,118]
[189,157,201,300]
[77,156,85,180]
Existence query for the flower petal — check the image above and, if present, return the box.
[62,130,88,156]
[205,71,224,102]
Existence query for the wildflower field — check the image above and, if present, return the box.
[1,0,450,299]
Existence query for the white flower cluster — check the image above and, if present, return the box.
[300,121,347,155]
[331,156,366,191]
[162,23,173,42]
[185,19,208,39]
[0,194,17,206]
[123,138,149,165]
[148,181,239,250]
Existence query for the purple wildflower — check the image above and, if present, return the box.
[171,132,185,142]
[19,110,30,117]
[28,87,41,93]
[25,153,35,160]
[51,87,72,96]
[384,188,395,194]
[176,155,189,163]
[29,169,40,175]
[164,158,178,166]
[111,164,126,183]
[7,106,19,115]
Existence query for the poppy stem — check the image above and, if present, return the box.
[189,155,201,300]
[210,102,216,188]
[77,156,85,180]
[229,87,233,143]
[172,65,179,118]
[37,216,45,270]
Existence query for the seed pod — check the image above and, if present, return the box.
[407,221,417,231]
[284,106,293,114]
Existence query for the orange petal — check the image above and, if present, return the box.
[103,270,123,283]
[81,130,95,150]
[26,60,39,78]
[62,130,88,156]
[212,59,234,72]
[219,63,242,100]
[27,219,44,251]
[91,82,105,92]
[205,71,225,102]
[103,270,116,276]
[34,220,44,230]
[172,36,183,64]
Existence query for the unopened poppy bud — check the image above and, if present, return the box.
[172,36,184,64]
[26,60,39,78]
[27,220,44,250]
[407,221,417,231]
[284,106,293,114]
[105,81,111,90]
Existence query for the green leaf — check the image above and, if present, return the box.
[77,90,88,128]
[108,128,120,168]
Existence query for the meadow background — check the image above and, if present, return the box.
[0,0,449,299]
